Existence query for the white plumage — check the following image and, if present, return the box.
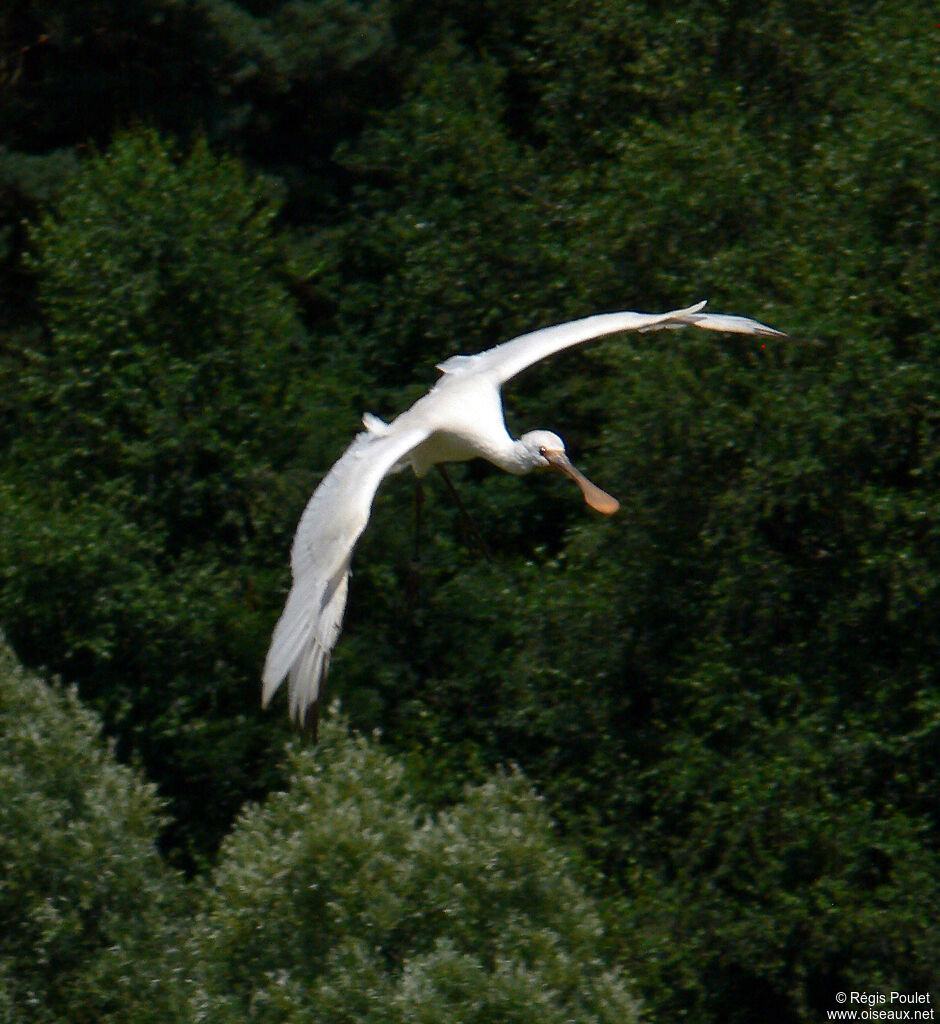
[263,301,786,726]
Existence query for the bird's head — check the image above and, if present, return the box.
[518,430,620,515]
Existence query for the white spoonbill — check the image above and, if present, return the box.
[263,300,785,725]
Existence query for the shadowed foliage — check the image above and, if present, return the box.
[0,2,938,1021]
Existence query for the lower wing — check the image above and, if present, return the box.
[262,424,428,727]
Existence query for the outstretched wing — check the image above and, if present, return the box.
[437,301,785,386]
[262,424,428,727]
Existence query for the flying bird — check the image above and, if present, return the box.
[263,301,785,726]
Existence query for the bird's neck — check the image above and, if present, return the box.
[486,437,532,476]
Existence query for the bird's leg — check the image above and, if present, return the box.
[406,477,424,604]
[436,465,493,563]
[413,477,424,563]
[300,698,322,742]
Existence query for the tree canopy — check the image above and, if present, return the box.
[0,2,937,1021]
[0,642,641,1023]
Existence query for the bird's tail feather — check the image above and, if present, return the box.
[288,638,330,725]
[262,582,318,703]
[262,567,350,724]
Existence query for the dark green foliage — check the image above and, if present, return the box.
[0,2,938,1022]
[0,636,187,1023]
[188,716,642,1024]
[22,127,298,512]
[629,681,940,1022]
[1,128,324,867]
[387,328,940,1018]
[0,2,217,150]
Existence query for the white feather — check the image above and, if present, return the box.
[262,425,427,721]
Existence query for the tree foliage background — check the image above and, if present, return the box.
[0,1,938,1022]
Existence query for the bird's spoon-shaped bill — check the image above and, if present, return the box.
[543,449,620,515]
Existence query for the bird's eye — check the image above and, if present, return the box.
[538,445,547,457]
